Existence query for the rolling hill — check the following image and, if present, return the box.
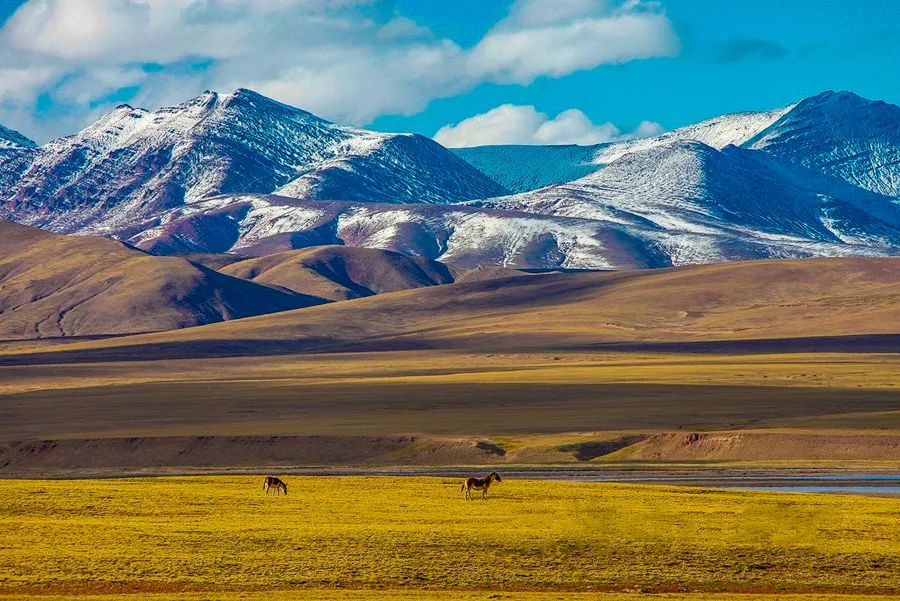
[0,220,323,339]
[219,245,456,301]
[1,256,897,457]
[8,256,897,359]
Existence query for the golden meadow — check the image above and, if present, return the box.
[1,476,899,600]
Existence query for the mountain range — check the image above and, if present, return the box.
[0,89,506,236]
[1,88,899,271]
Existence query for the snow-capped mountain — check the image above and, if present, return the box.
[454,106,793,193]
[594,106,792,165]
[745,90,900,197]
[473,140,900,263]
[456,91,900,200]
[274,132,508,204]
[0,89,507,234]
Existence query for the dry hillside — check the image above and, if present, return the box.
[0,220,324,338]
[220,245,455,300]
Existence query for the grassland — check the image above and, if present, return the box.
[1,476,899,600]
[2,350,899,443]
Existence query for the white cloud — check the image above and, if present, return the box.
[468,0,679,84]
[433,104,663,147]
[0,0,678,141]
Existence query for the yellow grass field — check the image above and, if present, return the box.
[1,476,899,600]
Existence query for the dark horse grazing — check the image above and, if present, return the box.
[461,472,502,500]
[263,476,288,496]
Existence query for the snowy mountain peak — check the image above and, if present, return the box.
[472,134,900,266]
[799,89,870,107]
[745,90,900,196]
[0,88,507,234]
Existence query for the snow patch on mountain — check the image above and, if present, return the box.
[129,195,676,269]
[595,106,793,165]
[276,131,507,204]
[0,124,36,149]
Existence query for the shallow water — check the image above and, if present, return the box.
[737,485,900,494]
[363,468,900,496]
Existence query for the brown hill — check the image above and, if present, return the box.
[0,220,325,339]
[219,245,455,301]
[170,252,246,270]
[7,256,898,358]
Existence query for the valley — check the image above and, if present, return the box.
[1,255,897,474]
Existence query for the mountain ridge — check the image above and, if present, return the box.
[0,88,507,235]
[1,88,899,270]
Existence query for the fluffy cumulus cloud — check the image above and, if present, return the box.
[0,0,678,141]
[468,0,679,83]
[433,104,663,147]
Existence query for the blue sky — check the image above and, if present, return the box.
[1,1,899,145]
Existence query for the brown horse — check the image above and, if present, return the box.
[263,476,288,496]
[461,472,502,500]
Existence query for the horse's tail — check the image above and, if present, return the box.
[460,481,466,492]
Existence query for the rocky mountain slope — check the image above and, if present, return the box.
[0,89,507,235]
[0,220,323,339]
